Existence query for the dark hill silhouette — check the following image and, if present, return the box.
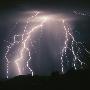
[0,69,90,89]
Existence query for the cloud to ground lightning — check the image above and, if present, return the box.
[4,10,90,78]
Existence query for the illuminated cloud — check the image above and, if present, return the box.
[4,10,90,78]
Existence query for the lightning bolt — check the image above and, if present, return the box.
[60,19,90,73]
[73,10,90,16]
[5,11,48,78]
[5,10,90,78]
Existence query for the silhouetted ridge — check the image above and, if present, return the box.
[0,70,90,89]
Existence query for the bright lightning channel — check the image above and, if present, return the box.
[5,11,90,79]
[60,19,90,73]
[5,11,49,78]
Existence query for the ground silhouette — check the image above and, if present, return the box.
[0,69,90,89]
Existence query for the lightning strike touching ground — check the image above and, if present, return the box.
[4,11,90,78]
[5,11,49,78]
[60,18,90,73]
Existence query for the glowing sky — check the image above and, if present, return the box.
[0,9,90,79]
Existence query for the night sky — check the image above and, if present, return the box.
[0,0,90,79]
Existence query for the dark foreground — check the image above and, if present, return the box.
[0,70,90,90]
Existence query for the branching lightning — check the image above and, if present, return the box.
[5,10,90,78]
[73,10,90,17]
[5,11,48,78]
[60,19,89,73]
